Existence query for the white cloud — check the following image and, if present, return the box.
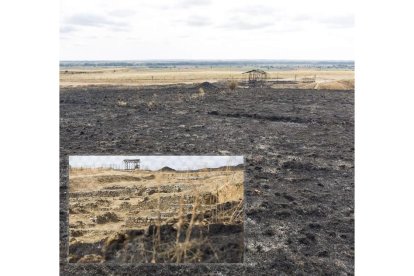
[108,9,136,18]
[219,16,275,30]
[318,15,354,29]
[184,16,212,27]
[60,0,354,60]
[175,0,212,8]
[62,13,130,32]
[60,25,77,34]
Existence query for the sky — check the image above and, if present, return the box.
[69,155,244,171]
[60,0,354,61]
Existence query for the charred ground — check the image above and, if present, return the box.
[60,83,354,275]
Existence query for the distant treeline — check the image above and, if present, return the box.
[60,60,354,70]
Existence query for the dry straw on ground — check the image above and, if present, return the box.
[68,165,244,263]
[229,80,237,91]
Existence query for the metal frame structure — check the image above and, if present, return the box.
[242,69,268,85]
[123,159,140,170]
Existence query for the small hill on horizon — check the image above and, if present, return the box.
[158,166,176,172]
[156,164,243,172]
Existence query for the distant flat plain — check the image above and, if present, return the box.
[60,67,354,90]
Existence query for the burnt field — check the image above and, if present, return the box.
[60,83,354,275]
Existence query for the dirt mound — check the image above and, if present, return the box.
[205,164,244,171]
[293,79,355,90]
[96,175,142,183]
[315,79,354,90]
[143,174,155,180]
[159,166,176,172]
[96,212,120,224]
[78,254,103,263]
[197,82,217,90]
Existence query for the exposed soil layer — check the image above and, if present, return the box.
[68,168,244,264]
[60,84,354,275]
[69,221,244,264]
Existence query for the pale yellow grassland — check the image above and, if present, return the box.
[60,67,354,89]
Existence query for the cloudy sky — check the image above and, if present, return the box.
[60,0,354,60]
[69,155,243,171]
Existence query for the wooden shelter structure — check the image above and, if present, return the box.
[242,69,268,85]
[123,159,140,170]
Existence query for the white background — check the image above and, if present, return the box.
[0,0,413,275]
[69,155,243,170]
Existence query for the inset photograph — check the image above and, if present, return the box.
[68,155,244,263]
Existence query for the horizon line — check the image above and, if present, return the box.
[60,58,354,62]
